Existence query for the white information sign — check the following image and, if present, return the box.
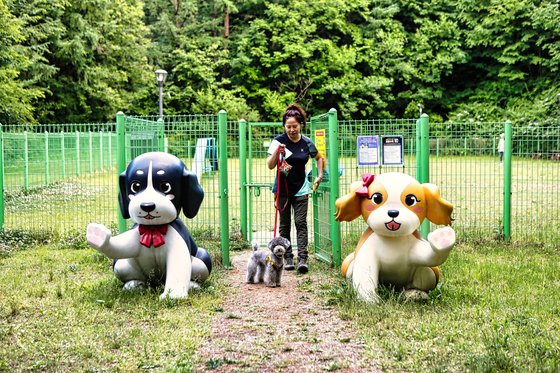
[357,136,379,166]
[381,135,404,166]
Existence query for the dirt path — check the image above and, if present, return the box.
[194,251,377,372]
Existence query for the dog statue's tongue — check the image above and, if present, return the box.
[385,220,401,231]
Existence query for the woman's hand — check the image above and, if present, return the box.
[267,143,286,169]
[312,175,323,191]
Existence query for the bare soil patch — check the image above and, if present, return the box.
[194,250,377,372]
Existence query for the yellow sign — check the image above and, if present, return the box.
[314,129,326,158]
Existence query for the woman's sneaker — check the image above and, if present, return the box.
[297,258,308,273]
[284,258,295,270]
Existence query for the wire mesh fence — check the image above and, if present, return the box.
[0,113,558,261]
[1,122,117,232]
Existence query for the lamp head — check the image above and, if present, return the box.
[155,69,168,85]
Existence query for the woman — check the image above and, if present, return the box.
[266,103,324,273]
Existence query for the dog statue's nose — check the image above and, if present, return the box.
[388,210,399,218]
[140,202,156,212]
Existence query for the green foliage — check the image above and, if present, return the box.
[6,0,152,123]
[0,1,43,124]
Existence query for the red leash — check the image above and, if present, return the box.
[273,152,289,238]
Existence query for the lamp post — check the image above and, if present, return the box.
[155,69,168,117]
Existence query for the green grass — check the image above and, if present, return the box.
[317,241,560,371]
[0,240,226,371]
[1,233,559,371]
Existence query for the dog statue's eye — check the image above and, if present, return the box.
[405,194,420,206]
[160,182,172,194]
[371,192,383,204]
[130,181,141,194]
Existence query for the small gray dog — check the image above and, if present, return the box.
[246,236,290,287]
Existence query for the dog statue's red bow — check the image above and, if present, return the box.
[138,224,168,248]
[355,173,375,197]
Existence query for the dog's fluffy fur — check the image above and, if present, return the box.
[86,152,211,300]
[335,172,455,303]
[246,237,290,287]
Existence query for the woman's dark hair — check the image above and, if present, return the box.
[282,103,307,129]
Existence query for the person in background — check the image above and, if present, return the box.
[266,103,324,273]
[498,133,505,164]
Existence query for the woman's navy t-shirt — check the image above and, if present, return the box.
[270,133,318,197]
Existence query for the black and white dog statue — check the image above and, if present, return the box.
[87,152,212,299]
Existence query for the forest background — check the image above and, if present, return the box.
[1,0,559,127]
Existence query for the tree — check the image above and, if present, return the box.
[11,0,152,123]
[0,1,42,124]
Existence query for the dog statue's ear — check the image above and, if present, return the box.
[422,183,453,225]
[182,169,204,219]
[334,180,364,222]
[118,171,130,219]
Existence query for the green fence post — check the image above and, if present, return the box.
[108,133,112,168]
[218,110,230,267]
[310,116,320,254]
[24,131,29,189]
[116,112,127,233]
[247,124,253,244]
[419,114,430,238]
[44,131,49,186]
[416,120,421,178]
[76,130,80,176]
[239,119,248,240]
[61,131,66,178]
[0,124,4,229]
[89,131,93,173]
[503,121,512,241]
[99,131,104,169]
[328,109,341,267]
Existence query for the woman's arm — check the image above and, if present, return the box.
[266,144,285,169]
[313,153,325,189]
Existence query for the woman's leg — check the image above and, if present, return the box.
[278,196,293,263]
[293,195,309,262]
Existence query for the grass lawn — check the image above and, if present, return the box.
[0,239,226,371]
[1,236,558,371]
[319,240,560,371]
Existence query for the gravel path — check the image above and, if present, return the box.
[194,251,377,372]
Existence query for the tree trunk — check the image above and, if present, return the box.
[224,7,230,38]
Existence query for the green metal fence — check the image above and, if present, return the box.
[1,111,558,266]
[241,121,285,246]
[310,109,341,266]
[334,116,560,263]
[1,122,118,232]
[0,113,233,266]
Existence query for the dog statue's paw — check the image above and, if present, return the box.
[189,281,201,290]
[428,226,455,252]
[123,280,146,292]
[86,223,112,251]
[160,288,188,300]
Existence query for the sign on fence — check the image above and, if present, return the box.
[381,135,404,166]
[357,135,379,166]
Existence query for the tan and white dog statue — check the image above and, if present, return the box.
[335,172,455,302]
